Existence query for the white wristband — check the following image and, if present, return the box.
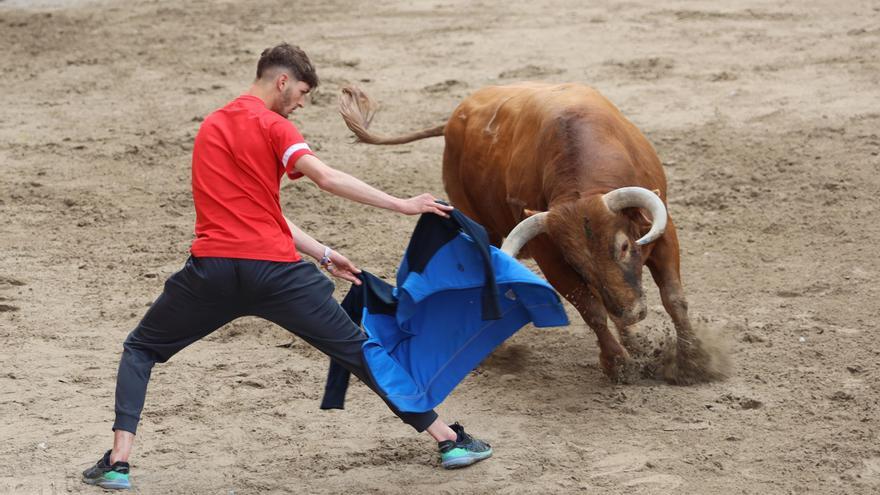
[320,246,332,267]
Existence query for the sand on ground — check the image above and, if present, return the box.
[1,0,879,493]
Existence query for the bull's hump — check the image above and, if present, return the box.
[448,83,623,158]
[460,84,608,120]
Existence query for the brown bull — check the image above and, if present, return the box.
[339,82,718,384]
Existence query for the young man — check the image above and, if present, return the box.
[82,43,492,490]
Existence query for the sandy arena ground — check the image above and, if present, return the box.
[1,0,879,493]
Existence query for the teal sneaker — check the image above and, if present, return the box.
[438,423,493,469]
[82,450,131,490]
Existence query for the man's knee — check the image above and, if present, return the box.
[121,329,172,365]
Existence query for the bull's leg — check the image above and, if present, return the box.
[645,221,714,384]
[529,238,630,378]
[573,287,633,379]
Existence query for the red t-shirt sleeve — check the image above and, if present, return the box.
[269,119,315,180]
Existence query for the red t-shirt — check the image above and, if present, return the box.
[189,94,314,262]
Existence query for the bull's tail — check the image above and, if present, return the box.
[339,85,446,145]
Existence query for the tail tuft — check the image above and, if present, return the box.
[338,85,446,145]
[339,86,381,143]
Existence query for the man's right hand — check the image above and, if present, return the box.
[294,155,454,217]
[397,194,454,218]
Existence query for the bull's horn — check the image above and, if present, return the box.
[501,212,549,257]
[602,186,668,245]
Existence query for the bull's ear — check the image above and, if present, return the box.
[624,208,653,235]
[639,189,660,227]
[636,190,661,231]
[523,208,541,218]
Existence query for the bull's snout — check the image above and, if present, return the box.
[634,304,648,322]
[619,303,647,326]
[610,297,647,327]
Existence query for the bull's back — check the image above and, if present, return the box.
[442,83,663,235]
[442,85,545,226]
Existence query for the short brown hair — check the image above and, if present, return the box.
[256,43,319,89]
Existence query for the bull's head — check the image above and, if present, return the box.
[501,187,667,326]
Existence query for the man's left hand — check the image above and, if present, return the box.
[324,250,362,285]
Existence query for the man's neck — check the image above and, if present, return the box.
[247,84,274,109]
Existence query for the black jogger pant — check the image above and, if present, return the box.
[113,256,438,434]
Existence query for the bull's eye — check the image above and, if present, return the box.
[620,240,630,256]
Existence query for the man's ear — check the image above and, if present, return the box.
[523,208,539,218]
[277,72,289,91]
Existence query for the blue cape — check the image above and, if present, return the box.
[321,209,569,413]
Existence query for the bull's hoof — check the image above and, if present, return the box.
[600,351,640,384]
